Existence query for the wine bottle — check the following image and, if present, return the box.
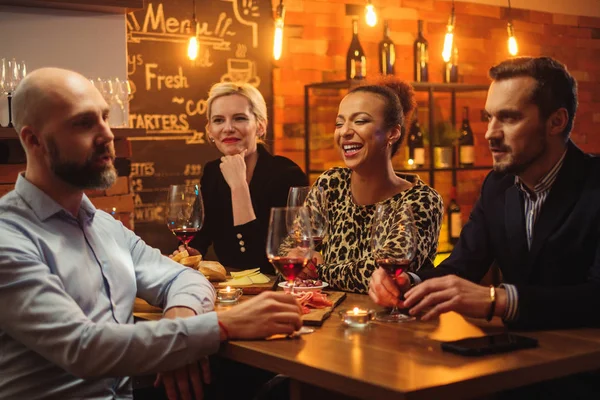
[378,20,395,75]
[443,46,459,83]
[407,109,425,168]
[447,186,461,246]
[458,106,475,166]
[346,18,366,80]
[413,20,429,82]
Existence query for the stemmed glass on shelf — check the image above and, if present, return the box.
[287,186,328,252]
[266,207,314,292]
[371,202,417,322]
[1,58,27,128]
[165,184,204,251]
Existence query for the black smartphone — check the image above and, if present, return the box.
[441,333,539,356]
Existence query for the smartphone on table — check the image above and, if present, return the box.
[441,333,539,356]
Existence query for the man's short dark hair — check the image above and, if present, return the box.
[489,56,578,138]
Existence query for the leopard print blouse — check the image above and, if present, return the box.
[308,167,443,294]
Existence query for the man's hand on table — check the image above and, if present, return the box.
[154,306,209,400]
[217,291,303,339]
[402,275,507,321]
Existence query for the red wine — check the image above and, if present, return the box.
[413,20,429,82]
[447,186,462,245]
[312,236,324,248]
[376,258,411,278]
[459,106,475,166]
[407,108,425,168]
[346,18,366,80]
[378,20,395,75]
[270,256,307,281]
[171,228,199,245]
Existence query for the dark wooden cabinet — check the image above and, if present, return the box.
[0,0,143,13]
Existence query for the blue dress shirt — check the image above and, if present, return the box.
[0,175,219,399]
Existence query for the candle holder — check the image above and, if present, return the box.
[338,307,376,328]
[217,286,243,304]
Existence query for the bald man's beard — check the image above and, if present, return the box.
[46,138,117,190]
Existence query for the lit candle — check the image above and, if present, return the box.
[217,286,243,304]
[339,307,374,328]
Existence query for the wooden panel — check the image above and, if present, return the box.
[0,0,144,13]
[89,193,134,213]
[0,164,25,184]
[114,139,132,158]
[0,127,145,139]
[0,183,14,197]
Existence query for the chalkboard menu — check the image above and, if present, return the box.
[126,0,274,252]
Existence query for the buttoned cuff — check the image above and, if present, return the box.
[499,283,519,322]
[407,272,422,285]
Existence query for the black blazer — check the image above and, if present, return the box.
[417,141,600,329]
[189,144,308,274]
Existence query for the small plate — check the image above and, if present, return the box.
[278,281,329,292]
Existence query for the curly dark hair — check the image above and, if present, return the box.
[349,75,417,156]
[489,56,578,138]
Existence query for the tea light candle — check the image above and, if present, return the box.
[217,286,243,304]
[339,307,374,328]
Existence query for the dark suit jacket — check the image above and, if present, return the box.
[417,141,600,329]
[189,144,308,274]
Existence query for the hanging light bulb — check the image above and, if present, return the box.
[442,0,455,63]
[273,0,285,60]
[506,1,518,56]
[187,0,199,61]
[507,22,518,56]
[365,0,377,27]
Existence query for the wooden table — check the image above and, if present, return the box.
[134,293,600,400]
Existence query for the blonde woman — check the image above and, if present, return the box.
[184,82,307,274]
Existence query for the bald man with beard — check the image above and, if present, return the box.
[0,68,302,400]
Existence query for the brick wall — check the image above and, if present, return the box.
[270,0,600,249]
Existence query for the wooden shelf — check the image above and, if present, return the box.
[305,80,489,93]
[0,0,144,13]
[0,127,146,139]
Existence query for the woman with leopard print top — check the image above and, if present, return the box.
[304,77,443,294]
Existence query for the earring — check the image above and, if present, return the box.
[209,136,215,143]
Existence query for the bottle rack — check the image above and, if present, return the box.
[303,80,491,188]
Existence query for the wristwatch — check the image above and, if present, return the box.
[406,272,417,289]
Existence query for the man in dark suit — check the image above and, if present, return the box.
[369,56,600,331]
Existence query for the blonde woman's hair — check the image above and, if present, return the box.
[206,82,268,136]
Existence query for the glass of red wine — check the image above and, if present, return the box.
[371,202,417,322]
[266,207,314,293]
[287,186,328,252]
[165,184,204,251]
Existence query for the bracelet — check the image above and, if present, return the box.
[218,320,230,341]
[486,285,496,322]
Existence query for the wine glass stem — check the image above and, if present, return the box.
[7,94,13,128]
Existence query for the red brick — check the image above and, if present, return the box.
[402,0,435,11]
[302,1,345,14]
[579,16,600,29]
[454,2,500,19]
[528,10,553,25]
[553,14,579,27]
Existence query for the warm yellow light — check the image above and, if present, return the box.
[365,2,377,27]
[187,35,198,60]
[442,31,454,62]
[273,18,284,60]
[273,2,285,60]
[507,22,518,56]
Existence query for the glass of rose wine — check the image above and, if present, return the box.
[287,186,328,252]
[266,207,314,292]
[371,202,417,322]
[165,184,204,250]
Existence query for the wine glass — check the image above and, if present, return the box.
[371,202,417,322]
[287,186,328,251]
[266,207,314,292]
[165,184,204,251]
